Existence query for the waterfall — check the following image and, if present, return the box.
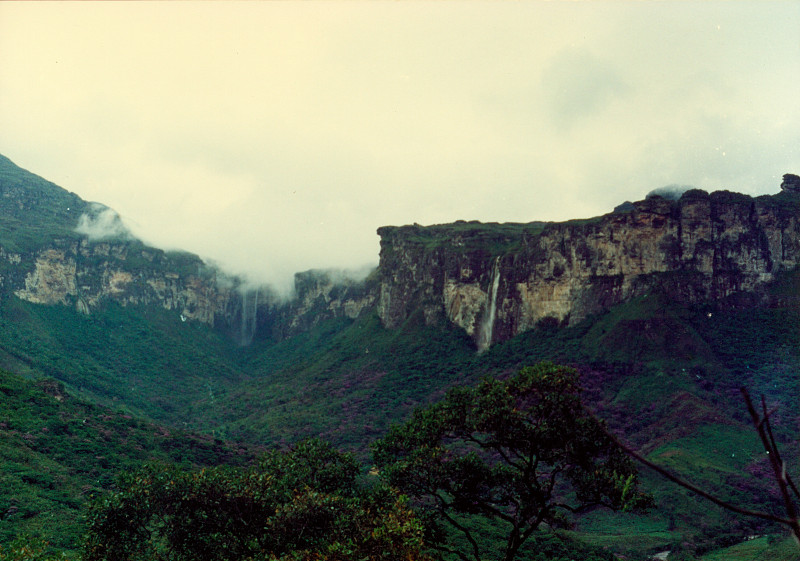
[239,287,259,346]
[477,257,501,353]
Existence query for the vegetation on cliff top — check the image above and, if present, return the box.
[378,220,547,255]
[0,155,88,253]
[377,185,800,260]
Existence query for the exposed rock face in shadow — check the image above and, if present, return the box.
[2,151,798,350]
[376,186,800,349]
[781,173,800,193]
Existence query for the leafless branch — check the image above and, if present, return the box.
[603,388,800,546]
[740,388,800,543]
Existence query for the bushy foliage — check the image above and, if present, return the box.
[0,535,76,561]
[0,368,250,550]
[82,439,430,561]
[373,363,652,561]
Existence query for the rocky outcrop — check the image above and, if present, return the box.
[222,269,377,346]
[4,238,238,325]
[377,188,800,348]
[286,269,377,331]
[0,153,382,344]
[13,248,77,305]
[3,153,798,350]
[781,173,800,193]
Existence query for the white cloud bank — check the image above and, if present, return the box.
[75,204,132,242]
[1,1,798,291]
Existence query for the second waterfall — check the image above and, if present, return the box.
[477,257,501,353]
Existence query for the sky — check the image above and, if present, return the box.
[1,1,798,294]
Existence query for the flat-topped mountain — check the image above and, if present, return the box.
[377,185,800,350]
[2,154,798,352]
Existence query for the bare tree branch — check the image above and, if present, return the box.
[741,388,800,543]
[603,426,793,526]
[604,388,799,545]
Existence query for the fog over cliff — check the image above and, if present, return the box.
[75,204,134,242]
[1,2,798,293]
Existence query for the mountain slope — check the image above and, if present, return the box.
[0,296,251,429]
[0,154,797,558]
[0,154,247,331]
[0,368,253,551]
[0,154,90,253]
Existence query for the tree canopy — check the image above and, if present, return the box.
[78,364,655,561]
[82,438,430,561]
[373,362,652,561]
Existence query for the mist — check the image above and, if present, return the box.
[646,185,697,201]
[1,2,797,293]
[75,204,133,242]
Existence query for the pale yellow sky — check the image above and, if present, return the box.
[1,1,798,292]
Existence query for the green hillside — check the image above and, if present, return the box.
[0,368,253,553]
[0,280,796,557]
[0,154,89,253]
[0,153,796,559]
[0,297,248,430]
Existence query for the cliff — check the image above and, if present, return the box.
[0,155,377,342]
[233,269,378,346]
[377,184,800,350]
[2,239,238,325]
[0,155,239,326]
[3,153,798,350]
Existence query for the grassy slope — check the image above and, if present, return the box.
[698,536,799,561]
[0,297,248,430]
[226,279,799,559]
[0,154,796,558]
[0,368,254,552]
[1,281,796,558]
[0,154,88,253]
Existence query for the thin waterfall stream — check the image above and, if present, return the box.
[477,257,501,353]
[239,287,259,346]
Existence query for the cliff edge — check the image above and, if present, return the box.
[3,153,797,350]
[377,181,800,350]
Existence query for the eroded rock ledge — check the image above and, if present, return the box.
[376,188,800,348]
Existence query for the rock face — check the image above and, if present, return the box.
[0,155,239,326]
[3,153,799,349]
[376,189,800,348]
[3,239,238,325]
[222,269,378,346]
[0,154,378,342]
[781,173,800,193]
[271,269,378,339]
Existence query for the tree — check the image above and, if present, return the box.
[83,438,431,561]
[372,363,652,561]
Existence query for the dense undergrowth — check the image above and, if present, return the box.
[0,273,797,558]
[0,368,253,551]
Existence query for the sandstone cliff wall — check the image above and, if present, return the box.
[377,189,800,349]
[3,152,797,352]
[1,239,237,326]
[0,153,380,342]
[0,236,378,344]
[228,269,377,345]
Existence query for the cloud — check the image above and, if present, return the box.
[1,2,798,293]
[75,204,132,241]
[541,48,629,130]
[646,185,697,201]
